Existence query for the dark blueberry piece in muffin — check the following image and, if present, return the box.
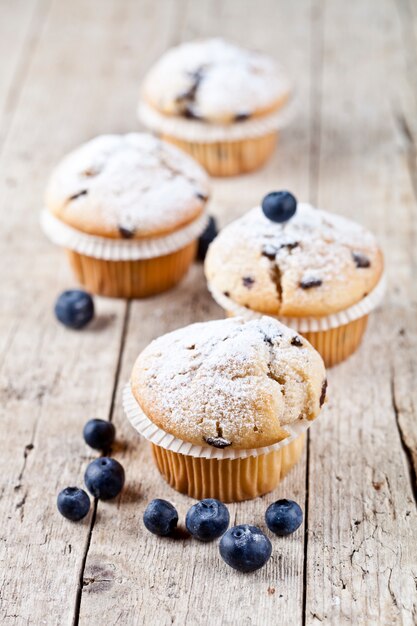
[184,106,203,120]
[242,276,255,288]
[143,499,178,536]
[118,226,135,239]
[262,244,278,260]
[283,241,300,250]
[320,379,328,407]
[197,216,218,261]
[54,290,94,330]
[300,277,322,289]
[265,499,303,536]
[352,251,371,268]
[68,189,88,201]
[219,525,272,573]
[57,487,90,521]
[234,112,251,122]
[261,191,297,223]
[291,336,303,347]
[203,436,232,449]
[186,499,230,541]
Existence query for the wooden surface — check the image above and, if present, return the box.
[0,1,416,624]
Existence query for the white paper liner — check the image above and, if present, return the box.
[137,96,297,143]
[40,210,209,261]
[123,382,321,460]
[208,273,386,333]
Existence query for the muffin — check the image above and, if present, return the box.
[124,316,327,502]
[205,192,385,367]
[138,38,292,177]
[41,133,210,298]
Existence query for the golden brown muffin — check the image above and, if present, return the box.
[138,39,293,176]
[131,316,326,450]
[205,204,383,318]
[45,133,209,239]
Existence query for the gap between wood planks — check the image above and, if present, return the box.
[302,1,325,624]
[72,301,131,626]
[0,0,54,527]
[393,0,417,497]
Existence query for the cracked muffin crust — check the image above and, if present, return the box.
[131,317,326,450]
[205,204,383,317]
[141,38,291,124]
[45,133,210,239]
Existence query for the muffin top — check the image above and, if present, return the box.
[45,133,210,239]
[205,201,383,317]
[141,38,291,124]
[131,317,326,450]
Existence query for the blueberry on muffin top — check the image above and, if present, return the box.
[205,198,383,317]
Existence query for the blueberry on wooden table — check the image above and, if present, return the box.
[84,457,125,500]
[57,487,90,521]
[186,498,230,541]
[261,191,297,223]
[265,499,303,536]
[143,499,178,536]
[54,289,94,329]
[197,216,218,261]
[219,525,272,573]
[83,419,115,451]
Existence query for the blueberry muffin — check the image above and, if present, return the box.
[138,38,292,176]
[205,192,384,366]
[42,133,210,298]
[127,316,327,501]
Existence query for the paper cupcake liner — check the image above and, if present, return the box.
[207,273,386,333]
[40,210,209,261]
[137,96,298,143]
[123,382,322,461]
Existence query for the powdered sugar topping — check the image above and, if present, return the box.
[142,38,291,124]
[205,203,383,317]
[132,317,326,449]
[45,133,210,238]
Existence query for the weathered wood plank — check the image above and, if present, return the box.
[78,1,320,625]
[305,0,417,624]
[1,1,416,625]
[0,0,50,145]
[0,0,184,622]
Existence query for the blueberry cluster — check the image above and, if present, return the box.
[57,419,125,522]
[143,497,303,573]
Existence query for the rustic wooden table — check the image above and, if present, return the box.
[1,0,417,624]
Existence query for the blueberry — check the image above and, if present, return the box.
[219,525,272,573]
[143,499,178,536]
[83,419,115,451]
[84,457,125,500]
[54,289,94,329]
[197,216,218,261]
[57,487,90,521]
[261,191,297,223]
[265,499,303,536]
[186,498,230,541]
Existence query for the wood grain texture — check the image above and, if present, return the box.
[0,1,415,625]
[304,0,417,624]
